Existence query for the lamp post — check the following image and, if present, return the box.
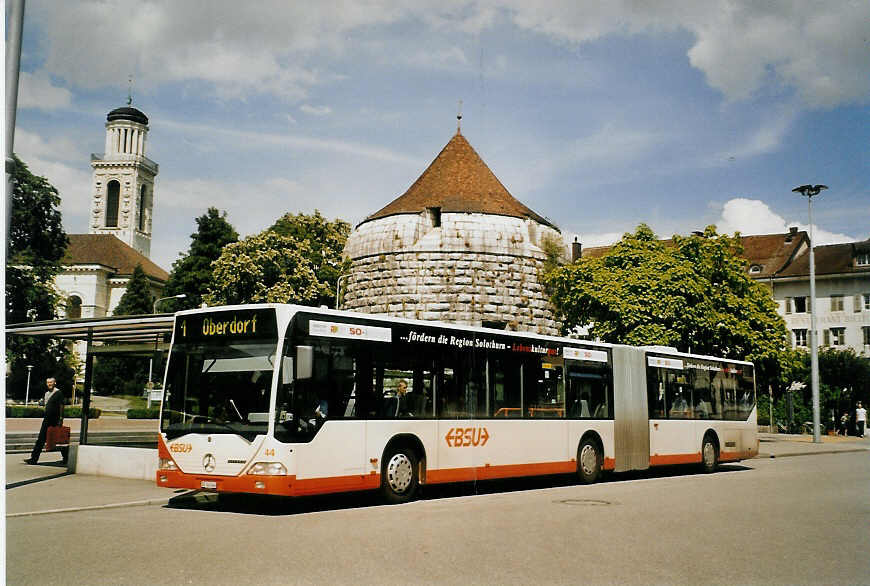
[149,294,185,384]
[24,364,33,405]
[153,293,186,314]
[792,184,827,443]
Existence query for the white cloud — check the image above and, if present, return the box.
[504,1,870,108]
[300,104,333,117]
[26,2,870,107]
[716,198,855,245]
[18,71,73,111]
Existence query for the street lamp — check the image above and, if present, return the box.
[153,293,186,314]
[24,364,33,405]
[792,184,827,443]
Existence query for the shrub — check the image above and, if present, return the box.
[127,408,160,419]
[5,406,101,418]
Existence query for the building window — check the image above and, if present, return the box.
[749,265,762,274]
[863,326,870,346]
[793,329,808,347]
[863,294,870,311]
[138,184,147,231]
[66,296,82,319]
[106,180,120,227]
[824,327,846,347]
[857,252,870,266]
[427,206,441,228]
[787,296,810,314]
[830,295,844,312]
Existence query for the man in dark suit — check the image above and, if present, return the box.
[25,377,66,464]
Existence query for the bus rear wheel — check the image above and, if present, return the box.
[381,446,419,504]
[701,435,718,474]
[577,437,602,484]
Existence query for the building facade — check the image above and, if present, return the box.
[55,102,167,319]
[342,130,561,335]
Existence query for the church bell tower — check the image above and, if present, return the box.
[88,100,158,257]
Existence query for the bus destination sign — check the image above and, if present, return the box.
[174,308,277,342]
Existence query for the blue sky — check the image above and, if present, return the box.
[10,1,870,270]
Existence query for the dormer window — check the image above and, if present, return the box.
[749,265,762,274]
[427,207,441,228]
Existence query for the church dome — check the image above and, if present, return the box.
[107,106,148,125]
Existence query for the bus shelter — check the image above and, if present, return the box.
[6,314,174,444]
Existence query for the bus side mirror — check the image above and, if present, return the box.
[296,346,313,380]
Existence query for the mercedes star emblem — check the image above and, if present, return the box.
[202,453,216,473]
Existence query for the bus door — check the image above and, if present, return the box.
[611,347,649,472]
[646,355,697,465]
[435,350,484,479]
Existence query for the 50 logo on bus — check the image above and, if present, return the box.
[169,443,192,453]
[445,427,490,447]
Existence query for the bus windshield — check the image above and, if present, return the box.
[160,339,277,441]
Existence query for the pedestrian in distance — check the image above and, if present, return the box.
[839,411,849,436]
[24,377,67,465]
[856,402,867,438]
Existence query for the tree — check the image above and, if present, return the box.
[204,231,322,306]
[163,207,238,312]
[92,264,155,395]
[269,210,351,307]
[5,155,74,399]
[113,264,154,315]
[544,224,790,390]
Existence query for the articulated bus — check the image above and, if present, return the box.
[156,304,758,502]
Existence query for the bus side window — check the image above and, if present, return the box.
[489,356,521,418]
[647,368,667,419]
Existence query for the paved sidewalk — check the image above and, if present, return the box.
[5,453,178,517]
[5,433,869,518]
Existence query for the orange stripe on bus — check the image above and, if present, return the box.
[649,453,702,466]
[156,470,379,497]
[426,460,577,484]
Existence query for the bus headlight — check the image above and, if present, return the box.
[247,462,287,476]
[158,458,177,471]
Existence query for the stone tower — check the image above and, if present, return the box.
[88,102,158,258]
[342,130,561,335]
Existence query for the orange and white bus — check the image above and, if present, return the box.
[156,304,758,502]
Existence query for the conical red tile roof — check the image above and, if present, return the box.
[362,132,556,229]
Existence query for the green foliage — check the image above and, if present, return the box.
[163,207,239,311]
[113,264,154,315]
[269,210,352,307]
[5,405,101,418]
[5,155,74,398]
[126,408,161,419]
[544,224,790,390]
[205,231,322,306]
[94,264,157,395]
[540,234,567,276]
[776,347,870,430]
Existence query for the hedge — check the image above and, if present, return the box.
[5,405,101,418]
[126,408,160,419]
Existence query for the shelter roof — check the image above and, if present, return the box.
[362,131,557,230]
[5,314,174,345]
[63,234,169,282]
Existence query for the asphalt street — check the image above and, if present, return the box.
[5,436,870,585]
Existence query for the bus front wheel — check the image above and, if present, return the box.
[381,446,419,504]
[577,437,602,484]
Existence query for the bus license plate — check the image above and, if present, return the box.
[201,480,217,490]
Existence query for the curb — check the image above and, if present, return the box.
[6,496,172,518]
[757,447,870,459]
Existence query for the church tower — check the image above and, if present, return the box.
[88,101,158,257]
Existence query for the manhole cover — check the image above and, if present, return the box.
[555,499,613,506]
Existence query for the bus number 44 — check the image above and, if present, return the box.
[445,427,489,447]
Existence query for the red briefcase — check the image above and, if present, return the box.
[46,425,71,451]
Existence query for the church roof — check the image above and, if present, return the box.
[107,106,148,125]
[362,131,557,230]
[62,234,168,282]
